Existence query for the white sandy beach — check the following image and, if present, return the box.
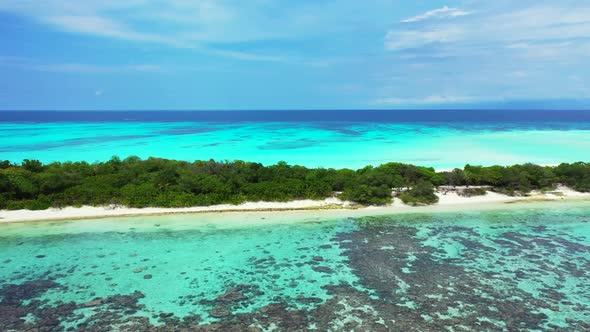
[1,186,589,224]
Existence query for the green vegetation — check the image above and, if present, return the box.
[399,180,439,206]
[0,157,589,210]
[457,187,488,197]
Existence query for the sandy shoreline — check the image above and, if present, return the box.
[1,186,589,224]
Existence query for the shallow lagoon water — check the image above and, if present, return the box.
[1,203,590,331]
[2,121,590,169]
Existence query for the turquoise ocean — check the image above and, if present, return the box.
[1,203,590,330]
[2,110,590,169]
[1,110,590,330]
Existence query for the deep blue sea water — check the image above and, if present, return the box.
[1,110,590,169]
[3,109,590,123]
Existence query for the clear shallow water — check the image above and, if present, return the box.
[2,120,590,169]
[1,204,590,331]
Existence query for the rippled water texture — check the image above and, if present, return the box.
[1,203,589,331]
[2,120,590,169]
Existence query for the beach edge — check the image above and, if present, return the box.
[2,186,590,224]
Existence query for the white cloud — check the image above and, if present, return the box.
[401,6,471,23]
[206,50,289,63]
[29,62,163,74]
[385,27,464,50]
[44,15,170,44]
[385,2,590,54]
[0,1,382,48]
[0,0,292,59]
[510,71,528,78]
[0,56,168,73]
[374,95,479,105]
[0,0,404,67]
[1,0,375,64]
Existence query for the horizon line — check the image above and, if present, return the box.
[3,109,590,112]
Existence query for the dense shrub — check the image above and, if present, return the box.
[0,157,587,209]
[458,187,488,197]
[341,184,392,206]
[399,181,439,205]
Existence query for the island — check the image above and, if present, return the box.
[1,157,589,222]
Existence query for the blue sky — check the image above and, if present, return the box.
[1,0,589,110]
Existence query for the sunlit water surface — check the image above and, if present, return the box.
[2,121,590,169]
[1,203,589,330]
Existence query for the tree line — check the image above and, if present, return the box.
[0,157,589,210]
